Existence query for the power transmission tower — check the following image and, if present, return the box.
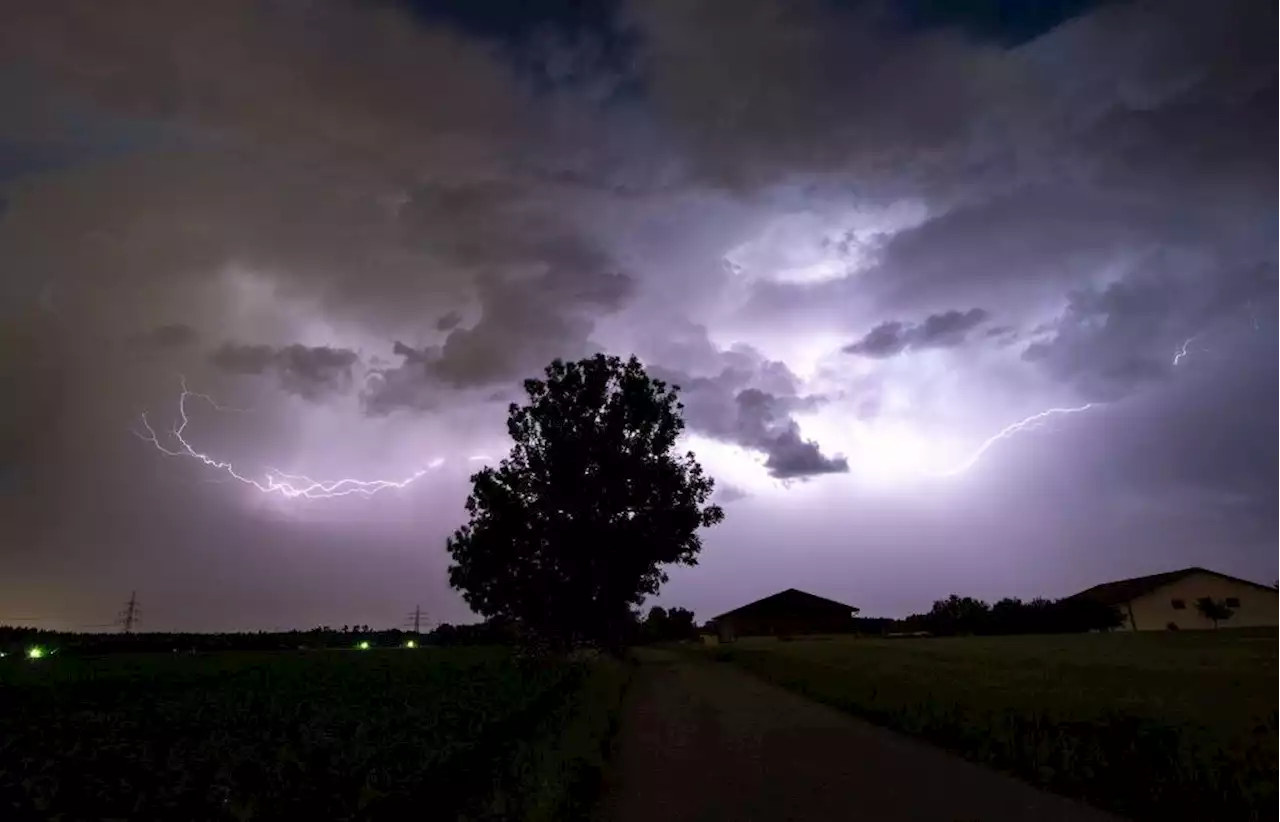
[405,605,426,634]
[117,591,141,633]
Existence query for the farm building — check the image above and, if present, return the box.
[1067,567,1278,631]
[710,588,859,642]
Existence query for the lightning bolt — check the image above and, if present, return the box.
[135,378,434,499]
[1172,335,1196,366]
[933,404,1096,478]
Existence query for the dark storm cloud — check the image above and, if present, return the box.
[432,267,634,388]
[844,309,988,358]
[1021,257,1275,400]
[708,0,1274,338]
[0,0,619,344]
[736,389,849,480]
[129,323,199,349]
[0,1,531,169]
[435,311,462,331]
[211,343,361,401]
[361,265,635,414]
[348,179,640,398]
[627,0,1037,193]
[634,0,1273,195]
[844,321,909,358]
[361,345,441,415]
[1139,353,1277,519]
[210,344,277,375]
[917,308,989,343]
[642,324,847,479]
[0,0,649,410]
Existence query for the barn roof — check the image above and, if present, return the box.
[712,588,859,621]
[1066,567,1277,606]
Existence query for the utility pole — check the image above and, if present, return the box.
[405,605,425,634]
[118,591,140,634]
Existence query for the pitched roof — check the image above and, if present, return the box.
[1066,567,1278,606]
[712,588,859,621]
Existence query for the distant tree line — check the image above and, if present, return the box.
[636,606,697,643]
[0,620,518,656]
[899,595,1123,636]
[850,616,898,634]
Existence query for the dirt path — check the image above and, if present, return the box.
[595,649,1125,822]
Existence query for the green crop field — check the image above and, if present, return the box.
[0,647,628,821]
[710,630,1277,821]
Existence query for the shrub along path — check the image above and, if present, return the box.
[594,649,1124,822]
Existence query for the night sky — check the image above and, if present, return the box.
[1,0,1275,631]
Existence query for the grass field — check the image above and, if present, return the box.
[0,647,629,821]
[710,630,1277,821]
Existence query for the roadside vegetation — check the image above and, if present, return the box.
[0,647,630,820]
[710,630,1277,821]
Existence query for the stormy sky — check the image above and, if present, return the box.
[1,0,1275,631]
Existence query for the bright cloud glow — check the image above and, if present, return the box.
[683,435,780,494]
[796,402,1098,486]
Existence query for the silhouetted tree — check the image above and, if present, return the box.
[1059,591,1121,629]
[1054,596,1124,632]
[665,606,697,640]
[924,595,992,635]
[1194,596,1234,629]
[446,354,724,650]
[640,605,697,642]
[989,597,1030,634]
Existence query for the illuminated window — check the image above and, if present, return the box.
[1225,597,1240,608]
[1170,599,1186,610]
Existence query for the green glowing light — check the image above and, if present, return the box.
[405,640,416,649]
[357,641,371,650]
[27,646,46,660]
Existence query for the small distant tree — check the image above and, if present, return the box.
[1194,596,1234,629]
[447,354,725,651]
[640,605,697,642]
[641,606,669,643]
[665,607,697,640]
[989,597,1029,635]
[925,595,992,635]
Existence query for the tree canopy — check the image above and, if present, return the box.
[640,605,698,643]
[1194,596,1234,629]
[446,354,724,648]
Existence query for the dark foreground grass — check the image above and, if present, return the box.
[480,653,631,822]
[712,630,1277,821]
[0,647,630,820]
